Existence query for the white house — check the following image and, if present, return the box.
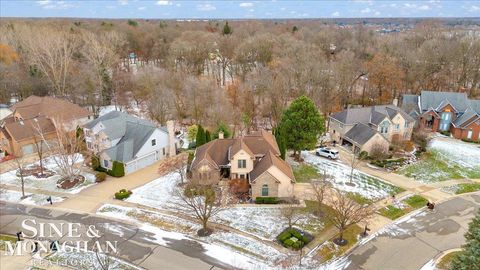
[83,111,176,175]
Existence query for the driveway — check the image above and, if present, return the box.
[342,193,480,270]
[0,201,229,270]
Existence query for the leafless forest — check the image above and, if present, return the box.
[1,19,479,131]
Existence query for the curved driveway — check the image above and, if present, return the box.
[343,193,480,270]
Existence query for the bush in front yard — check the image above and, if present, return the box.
[95,172,107,183]
[109,161,125,177]
[277,227,313,250]
[255,197,279,204]
[91,155,100,170]
[115,189,132,200]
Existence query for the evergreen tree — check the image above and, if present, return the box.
[213,122,231,139]
[223,21,232,35]
[450,210,480,270]
[196,125,206,147]
[205,130,211,142]
[274,128,287,160]
[277,95,324,159]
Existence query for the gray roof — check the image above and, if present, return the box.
[453,108,479,128]
[419,91,469,112]
[401,94,420,115]
[86,111,166,163]
[343,123,380,146]
[469,100,480,114]
[329,104,415,126]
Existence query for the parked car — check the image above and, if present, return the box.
[315,147,339,159]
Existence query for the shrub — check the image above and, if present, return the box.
[255,197,279,204]
[283,238,295,247]
[358,151,369,160]
[440,130,451,136]
[278,231,292,242]
[91,155,100,170]
[95,172,107,183]
[292,240,304,250]
[109,161,125,177]
[404,141,415,152]
[115,189,132,200]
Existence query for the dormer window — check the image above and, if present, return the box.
[151,139,156,146]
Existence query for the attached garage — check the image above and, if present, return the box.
[125,151,158,174]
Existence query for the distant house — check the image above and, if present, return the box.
[0,104,12,121]
[83,111,176,175]
[329,104,415,154]
[190,130,295,199]
[401,91,480,141]
[0,96,92,157]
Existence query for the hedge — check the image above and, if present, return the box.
[95,172,107,183]
[115,189,132,200]
[109,161,125,177]
[255,197,279,204]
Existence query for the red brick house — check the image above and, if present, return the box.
[401,91,480,141]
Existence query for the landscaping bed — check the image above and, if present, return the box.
[17,164,55,178]
[277,227,313,250]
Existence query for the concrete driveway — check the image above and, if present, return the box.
[343,193,480,270]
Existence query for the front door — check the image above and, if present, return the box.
[467,130,473,139]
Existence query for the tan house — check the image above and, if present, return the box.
[0,96,92,157]
[329,104,415,154]
[190,130,295,199]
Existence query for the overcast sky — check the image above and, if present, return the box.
[1,0,479,19]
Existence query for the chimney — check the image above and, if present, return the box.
[218,131,224,139]
[166,120,176,157]
[392,97,399,107]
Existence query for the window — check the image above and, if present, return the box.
[239,174,245,179]
[395,124,400,130]
[442,112,451,120]
[103,160,109,168]
[261,184,269,196]
[162,148,166,155]
[87,142,92,149]
[238,159,247,168]
[404,122,409,128]
[467,130,473,139]
[151,139,156,146]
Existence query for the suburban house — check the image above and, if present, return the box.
[0,104,12,121]
[190,130,295,199]
[401,91,480,141]
[0,96,92,157]
[329,104,415,154]
[83,111,176,175]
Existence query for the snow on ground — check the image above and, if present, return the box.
[419,259,437,270]
[96,204,272,269]
[0,155,96,194]
[125,171,183,211]
[46,250,140,270]
[429,138,480,168]
[302,151,402,200]
[98,105,123,116]
[0,190,64,205]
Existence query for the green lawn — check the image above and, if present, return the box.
[347,192,374,205]
[436,251,461,270]
[379,195,428,220]
[399,151,480,182]
[293,164,320,183]
[316,224,363,262]
[0,234,17,250]
[455,183,480,194]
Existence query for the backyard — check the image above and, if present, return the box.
[399,137,480,182]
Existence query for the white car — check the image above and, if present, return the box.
[315,147,339,159]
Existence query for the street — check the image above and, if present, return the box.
[344,193,480,270]
[0,201,230,270]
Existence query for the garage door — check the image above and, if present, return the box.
[125,152,157,174]
[22,144,35,155]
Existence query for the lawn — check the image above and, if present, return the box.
[315,224,363,263]
[436,251,461,270]
[455,183,480,194]
[293,164,320,183]
[379,195,427,220]
[399,138,480,183]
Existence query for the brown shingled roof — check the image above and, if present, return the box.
[12,95,91,121]
[3,116,56,141]
[250,151,295,182]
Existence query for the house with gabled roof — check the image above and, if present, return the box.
[190,130,295,199]
[329,104,415,154]
[401,91,480,141]
[83,111,177,175]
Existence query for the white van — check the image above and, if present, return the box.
[315,147,339,159]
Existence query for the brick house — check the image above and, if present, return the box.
[401,91,480,141]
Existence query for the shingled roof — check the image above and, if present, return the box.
[329,104,415,126]
[250,151,295,182]
[343,123,383,146]
[11,95,91,121]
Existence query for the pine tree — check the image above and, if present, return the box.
[274,128,287,160]
[277,95,324,159]
[223,21,232,35]
[450,210,480,270]
[196,125,206,147]
[205,130,211,142]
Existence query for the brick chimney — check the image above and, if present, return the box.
[218,131,224,139]
[166,120,176,157]
[392,97,399,107]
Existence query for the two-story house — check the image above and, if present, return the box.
[401,91,480,141]
[329,104,415,154]
[190,130,295,199]
[83,111,176,175]
[0,95,92,157]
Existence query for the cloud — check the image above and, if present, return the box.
[239,2,253,7]
[360,7,371,13]
[470,5,480,11]
[156,1,171,5]
[118,0,128,5]
[36,0,74,9]
[249,9,254,12]
[332,11,340,17]
[374,11,381,16]
[36,0,51,5]
[197,3,216,11]
[138,6,146,10]
[418,5,430,10]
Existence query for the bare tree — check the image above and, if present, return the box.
[328,189,374,245]
[175,181,229,236]
[348,152,361,185]
[280,202,303,229]
[172,154,188,184]
[13,155,28,198]
[310,170,330,213]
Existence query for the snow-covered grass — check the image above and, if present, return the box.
[0,155,96,194]
[45,250,140,270]
[302,151,403,200]
[96,204,274,269]
[0,189,64,205]
[400,138,480,182]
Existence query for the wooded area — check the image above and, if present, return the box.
[1,19,479,131]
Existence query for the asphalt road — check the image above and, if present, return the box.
[0,202,230,270]
[344,193,480,270]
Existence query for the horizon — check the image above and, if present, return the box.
[1,0,479,19]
